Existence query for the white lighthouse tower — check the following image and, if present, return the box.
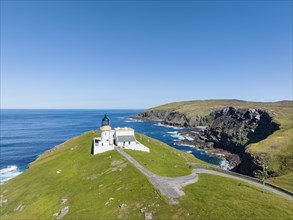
[100,115,114,145]
[92,115,115,154]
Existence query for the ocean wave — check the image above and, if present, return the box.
[154,123,183,129]
[0,165,22,185]
[167,131,178,134]
[219,159,232,170]
[113,116,125,119]
[185,136,194,141]
[124,118,143,123]
[166,131,185,140]
[170,134,185,140]
[176,143,196,148]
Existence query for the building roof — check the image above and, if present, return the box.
[116,135,135,143]
[114,127,134,131]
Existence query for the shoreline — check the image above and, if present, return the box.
[132,117,240,170]
[151,121,236,169]
[0,165,23,185]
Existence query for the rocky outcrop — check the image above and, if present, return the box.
[134,110,211,127]
[206,107,280,155]
[232,152,261,176]
[135,110,170,122]
[135,106,280,177]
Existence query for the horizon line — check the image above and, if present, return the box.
[0,108,146,110]
[1,99,292,110]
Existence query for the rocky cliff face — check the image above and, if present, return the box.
[206,107,280,155]
[135,106,280,177]
[233,152,268,177]
[135,110,211,127]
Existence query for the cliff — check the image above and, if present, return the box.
[206,107,279,155]
[136,109,211,127]
[135,100,293,187]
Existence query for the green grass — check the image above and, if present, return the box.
[178,174,293,220]
[125,133,206,177]
[148,100,292,117]
[1,131,292,219]
[0,131,168,219]
[145,100,293,189]
[267,172,293,192]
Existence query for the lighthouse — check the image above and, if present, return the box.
[92,115,149,155]
[100,115,114,145]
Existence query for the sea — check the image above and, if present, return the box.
[0,109,229,184]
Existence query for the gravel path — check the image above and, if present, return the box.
[116,148,292,201]
[116,148,197,199]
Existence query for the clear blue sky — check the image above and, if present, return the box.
[1,0,292,109]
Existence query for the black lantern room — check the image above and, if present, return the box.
[102,114,110,126]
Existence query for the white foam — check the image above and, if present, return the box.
[176,143,196,148]
[154,123,183,129]
[219,159,232,170]
[124,118,143,123]
[0,165,17,174]
[215,153,226,157]
[186,150,193,154]
[167,131,185,140]
[176,142,233,170]
[0,165,22,185]
[185,136,194,141]
[170,133,185,140]
[168,131,194,142]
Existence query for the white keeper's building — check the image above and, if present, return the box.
[92,115,149,155]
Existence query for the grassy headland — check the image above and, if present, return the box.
[0,130,292,219]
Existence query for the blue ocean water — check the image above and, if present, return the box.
[0,109,227,184]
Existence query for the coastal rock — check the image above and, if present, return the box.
[105,197,114,206]
[206,107,279,156]
[144,212,153,220]
[134,110,211,127]
[135,106,280,177]
[61,198,68,204]
[56,206,69,220]
[119,203,126,209]
[14,204,25,212]
[0,197,7,207]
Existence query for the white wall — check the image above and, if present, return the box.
[124,143,150,152]
[117,141,136,148]
[92,131,149,155]
[93,144,115,155]
[114,129,134,138]
[101,130,109,142]
[93,137,115,155]
[109,130,114,145]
